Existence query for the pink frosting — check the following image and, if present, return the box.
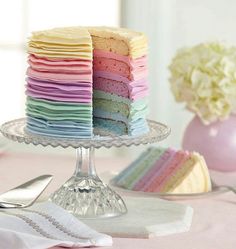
[29,54,92,65]
[26,77,92,103]
[133,148,176,191]
[27,68,92,83]
[27,78,92,90]
[28,54,92,74]
[93,50,147,68]
[93,58,147,82]
[27,83,92,96]
[26,90,92,103]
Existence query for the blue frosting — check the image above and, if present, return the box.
[26,117,92,138]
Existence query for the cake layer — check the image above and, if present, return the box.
[30,27,91,45]
[26,97,92,121]
[27,77,92,90]
[28,55,92,74]
[27,67,92,83]
[26,91,91,103]
[94,71,146,84]
[93,118,127,135]
[93,101,148,122]
[26,117,92,138]
[93,91,148,117]
[93,50,147,67]
[27,97,92,110]
[94,90,148,107]
[29,27,92,59]
[93,77,148,100]
[94,117,149,136]
[26,78,92,103]
[88,26,148,59]
[93,57,147,81]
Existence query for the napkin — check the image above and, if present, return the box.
[0,201,112,249]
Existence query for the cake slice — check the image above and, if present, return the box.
[113,147,212,194]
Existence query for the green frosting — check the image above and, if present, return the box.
[26,97,92,122]
[27,97,92,110]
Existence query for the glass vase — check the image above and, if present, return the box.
[182,114,236,172]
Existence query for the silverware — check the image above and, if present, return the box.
[211,182,236,194]
[0,175,53,208]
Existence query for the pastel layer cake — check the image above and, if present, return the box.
[113,147,212,194]
[25,26,149,138]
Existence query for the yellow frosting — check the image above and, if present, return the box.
[28,27,93,59]
[161,152,212,194]
[28,26,148,60]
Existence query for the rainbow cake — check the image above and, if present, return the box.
[113,147,212,194]
[25,27,149,138]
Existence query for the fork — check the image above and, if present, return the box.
[212,181,236,194]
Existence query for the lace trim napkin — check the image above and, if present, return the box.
[0,201,112,249]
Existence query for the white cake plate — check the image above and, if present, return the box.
[0,118,170,218]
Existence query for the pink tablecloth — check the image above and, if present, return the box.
[0,151,236,249]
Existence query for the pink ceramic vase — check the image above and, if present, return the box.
[182,114,236,172]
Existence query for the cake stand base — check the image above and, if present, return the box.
[1,118,170,218]
[50,148,127,218]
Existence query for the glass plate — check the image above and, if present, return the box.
[0,118,170,149]
[105,172,230,200]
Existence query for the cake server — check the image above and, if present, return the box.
[0,175,53,208]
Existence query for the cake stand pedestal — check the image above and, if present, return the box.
[1,118,170,218]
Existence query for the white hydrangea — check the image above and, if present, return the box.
[169,42,236,124]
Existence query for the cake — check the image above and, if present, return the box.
[25,26,149,138]
[113,147,212,194]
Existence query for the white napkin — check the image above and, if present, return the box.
[0,201,112,249]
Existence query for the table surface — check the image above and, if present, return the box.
[0,151,236,249]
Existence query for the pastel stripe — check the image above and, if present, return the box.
[121,148,166,189]
[143,151,188,192]
[133,148,176,191]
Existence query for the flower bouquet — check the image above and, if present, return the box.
[169,42,236,171]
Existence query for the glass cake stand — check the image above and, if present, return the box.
[0,118,170,218]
